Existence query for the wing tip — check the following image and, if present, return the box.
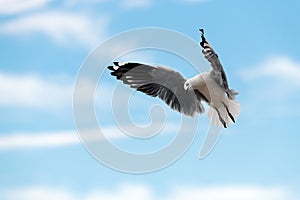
[199,29,206,48]
[199,28,204,35]
[107,65,114,71]
[107,62,123,71]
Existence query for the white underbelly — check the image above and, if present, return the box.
[194,73,227,107]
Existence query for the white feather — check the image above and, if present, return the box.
[113,65,119,70]
[207,97,240,127]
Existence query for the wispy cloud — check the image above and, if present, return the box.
[85,184,153,200]
[0,131,78,150]
[1,186,74,200]
[237,56,300,120]
[239,56,300,87]
[63,0,109,7]
[0,184,294,200]
[0,123,178,150]
[0,0,51,15]
[0,72,72,109]
[170,185,291,200]
[0,11,108,48]
[0,127,126,150]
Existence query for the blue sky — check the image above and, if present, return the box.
[0,0,300,199]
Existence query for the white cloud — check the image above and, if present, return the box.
[0,122,178,150]
[170,185,290,200]
[0,131,78,150]
[237,56,300,120]
[63,0,109,7]
[86,184,153,200]
[0,184,153,200]
[0,184,295,200]
[122,0,152,9]
[0,128,124,150]
[0,72,73,109]
[2,186,74,200]
[0,0,51,15]
[0,11,108,48]
[239,56,300,87]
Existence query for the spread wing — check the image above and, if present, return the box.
[108,62,206,117]
[199,29,238,99]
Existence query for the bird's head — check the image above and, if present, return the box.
[184,81,192,91]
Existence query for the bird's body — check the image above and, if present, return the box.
[187,73,213,102]
[185,72,239,128]
[107,29,240,128]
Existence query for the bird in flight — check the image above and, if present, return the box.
[107,29,240,128]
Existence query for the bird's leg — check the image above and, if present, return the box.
[222,102,235,123]
[213,106,227,128]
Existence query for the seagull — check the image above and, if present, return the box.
[107,29,240,128]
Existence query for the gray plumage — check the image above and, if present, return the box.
[199,29,238,100]
[107,29,240,128]
[108,62,206,117]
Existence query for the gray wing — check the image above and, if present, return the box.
[200,29,238,99]
[108,62,206,117]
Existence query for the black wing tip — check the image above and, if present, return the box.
[107,65,114,71]
[199,28,204,35]
[107,61,120,71]
[199,28,206,48]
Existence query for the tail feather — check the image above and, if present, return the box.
[207,99,240,128]
[207,107,222,127]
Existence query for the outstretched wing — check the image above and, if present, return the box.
[108,62,205,117]
[199,29,238,99]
